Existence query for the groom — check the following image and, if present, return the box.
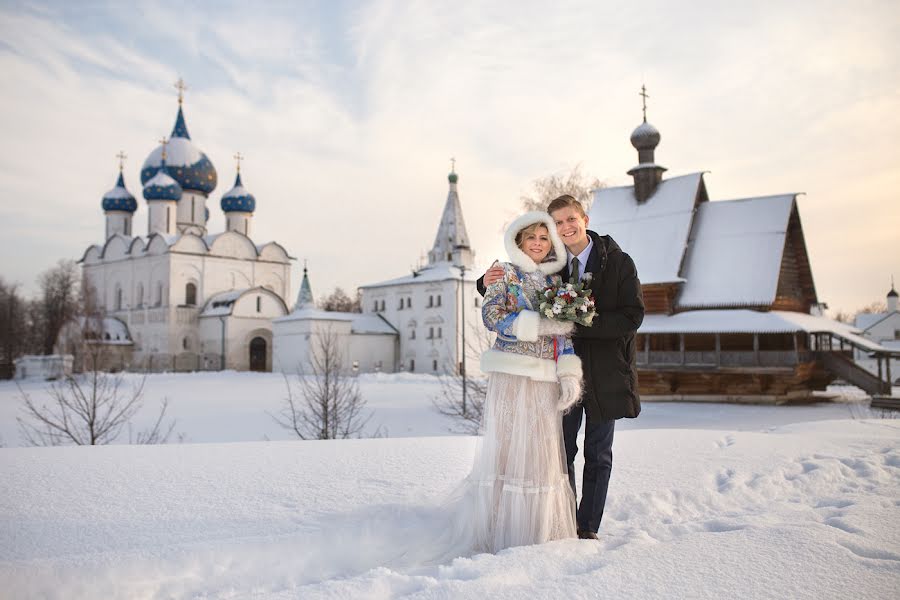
[477,194,644,539]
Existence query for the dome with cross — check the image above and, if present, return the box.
[140,80,217,195]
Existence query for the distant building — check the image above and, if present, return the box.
[589,93,895,400]
[854,283,900,382]
[272,266,398,374]
[358,168,481,375]
[274,167,480,375]
[71,85,292,372]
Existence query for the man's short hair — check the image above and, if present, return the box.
[547,194,587,218]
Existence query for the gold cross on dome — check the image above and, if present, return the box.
[174,78,188,104]
[640,84,649,122]
[159,136,169,161]
[234,151,244,172]
[116,150,127,171]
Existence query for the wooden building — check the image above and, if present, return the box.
[588,102,895,402]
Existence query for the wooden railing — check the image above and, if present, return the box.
[637,350,814,368]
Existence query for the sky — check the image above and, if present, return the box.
[0,0,897,315]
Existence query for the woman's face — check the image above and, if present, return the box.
[519,225,552,263]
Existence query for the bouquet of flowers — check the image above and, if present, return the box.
[539,274,596,327]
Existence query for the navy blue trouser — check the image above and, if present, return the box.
[562,406,615,533]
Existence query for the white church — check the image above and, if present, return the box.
[73,84,293,372]
[272,167,482,376]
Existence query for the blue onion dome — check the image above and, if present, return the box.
[220,171,256,213]
[140,105,217,194]
[448,170,458,184]
[102,171,138,212]
[630,120,661,150]
[142,164,182,201]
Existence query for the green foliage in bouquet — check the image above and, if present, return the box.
[538,275,597,327]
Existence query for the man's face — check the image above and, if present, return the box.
[550,206,589,250]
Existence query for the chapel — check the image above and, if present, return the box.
[590,88,896,400]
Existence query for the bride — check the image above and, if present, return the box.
[461,211,583,553]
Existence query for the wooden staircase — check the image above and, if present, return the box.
[819,351,891,396]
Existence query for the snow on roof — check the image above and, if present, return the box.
[360,263,479,289]
[144,137,203,168]
[351,314,399,335]
[676,195,795,309]
[855,311,898,332]
[640,309,891,352]
[78,316,132,344]
[274,308,398,335]
[200,289,247,317]
[588,173,703,284]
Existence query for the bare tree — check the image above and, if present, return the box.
[432,322,495,434]
[520,163,603,213]
[35,260,81,355]
[16,283,175,446]
[0,278,29,374]
[319,287,362,313]
[857,301,887,315]
[273,326,370,439]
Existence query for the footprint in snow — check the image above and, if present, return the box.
[715,435,736,449]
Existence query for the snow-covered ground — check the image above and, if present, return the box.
[1,372,898,598]
[0,372,888,447]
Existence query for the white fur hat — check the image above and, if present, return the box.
[504,211,567,274]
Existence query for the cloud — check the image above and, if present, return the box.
[0,0,898,314]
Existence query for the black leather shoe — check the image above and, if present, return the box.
[577,530,599,540]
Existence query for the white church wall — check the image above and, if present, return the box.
[231,290,287,319]
[272,317,313,373]
[102,236,131,261]
[176,191,207,231]
[348,333,397,373]
[272,319,354,374]
[361,277,481,376]
[209,232,257,260]
[148,202,177,236]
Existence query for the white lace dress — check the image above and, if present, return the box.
[464,373,578,552]
[456,266,577,553]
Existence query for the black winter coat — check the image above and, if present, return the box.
[566,231,644,420]
[478,230,644,420]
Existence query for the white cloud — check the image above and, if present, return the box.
[0,0,897,314]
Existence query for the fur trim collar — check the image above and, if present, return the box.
[504,211,567,274]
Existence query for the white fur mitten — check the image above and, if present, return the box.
[537,318,575,337]
[556,354,584,413]
[558,375,583,413]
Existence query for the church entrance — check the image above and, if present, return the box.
[249,337,267,371]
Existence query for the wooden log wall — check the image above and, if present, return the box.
[773,205,818,312]
[637,360,835,397]
[641,283,681,314]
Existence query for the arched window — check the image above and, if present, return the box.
[155,282,163,307]
[115,286,123,311]
[183,337,190,350]
[136,283,144,308]
[256,296,261,313]
[185,282,197,306]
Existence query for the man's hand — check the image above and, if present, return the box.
[483,262,505,287]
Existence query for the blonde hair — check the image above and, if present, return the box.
[515,222,556,262]
[547,194,587,218]
[515,222,549,249]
